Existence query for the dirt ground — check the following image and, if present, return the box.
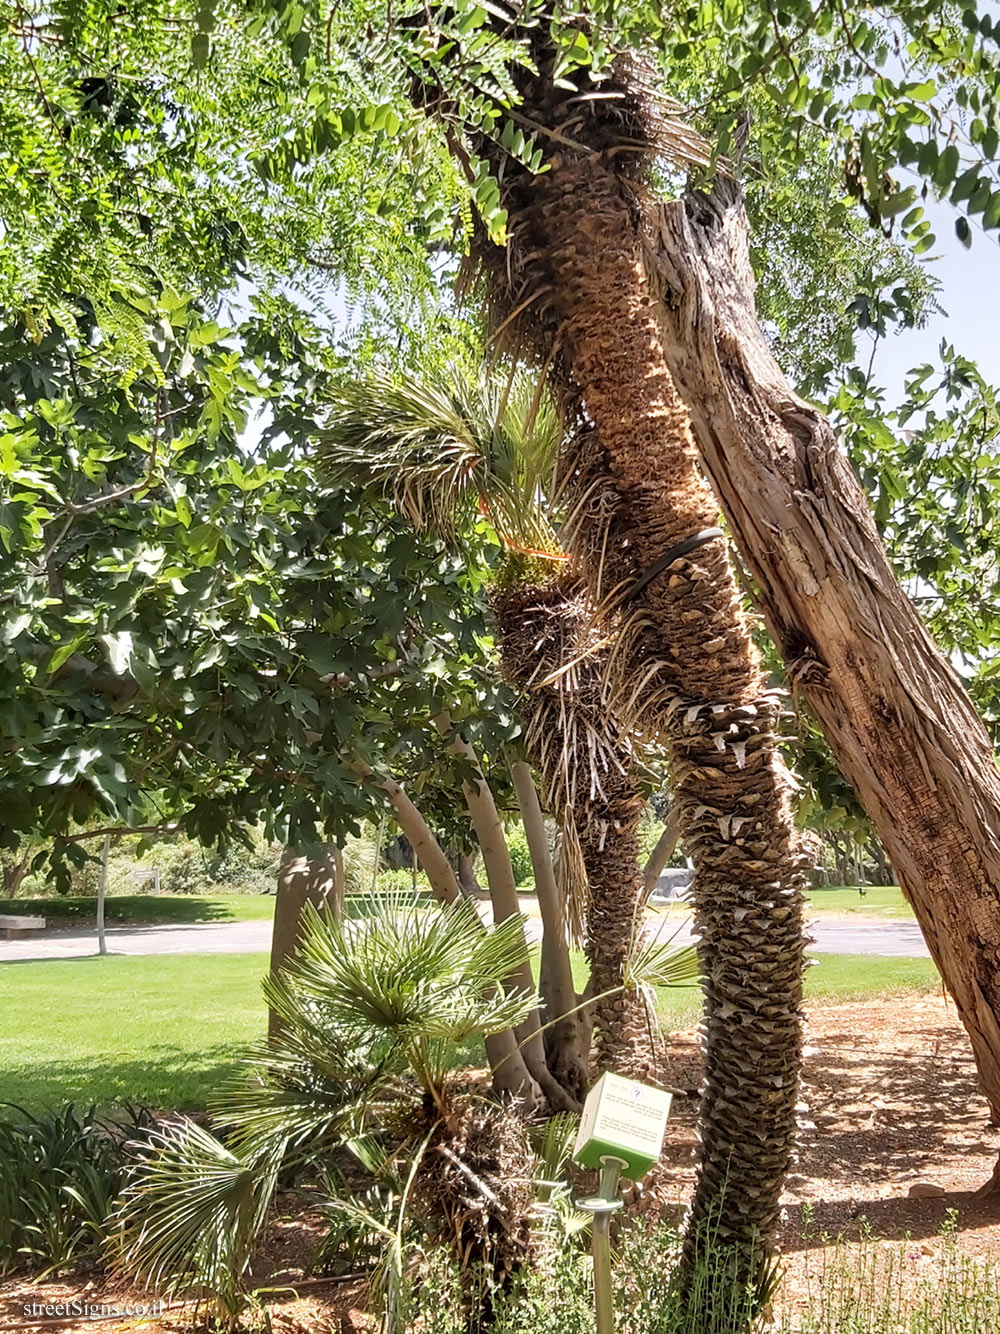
[4,992,1000,1333]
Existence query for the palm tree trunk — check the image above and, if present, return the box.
[646,174,1000,1131]
[495,579,653,1075]
[576,778,653,1075]
[497,154,806,1278]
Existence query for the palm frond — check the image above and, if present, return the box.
[316,366,564,557]
[623,933,700,992]
[111,1120,275,1325]
[285,896,538,1050]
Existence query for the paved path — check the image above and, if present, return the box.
[0,913,930,964]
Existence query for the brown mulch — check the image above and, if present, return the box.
[4,993,1000,1332]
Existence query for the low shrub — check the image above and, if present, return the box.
[0,1104,153,1278]
[404,1212,1000,1334]
[505,826,533,887]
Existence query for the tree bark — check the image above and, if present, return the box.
[96,831,110,957]
[494,578,653,1075]
[1,852,31,897]
[492,150,806,1272]
[646,176,1000,1124]
[448,732,577,1110]
[456,852,483,897]
[509,757,588,1100]
[376,775,465,906]
[268,843,340,1036]
[372,767,541,1103]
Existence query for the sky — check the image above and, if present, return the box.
[868,199,1000,404]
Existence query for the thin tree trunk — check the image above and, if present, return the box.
[96,831,110,956]
[509,757,588,1100]
[376,775,464,905]
[448,732,577,1110]
[2,853,31,897]
[372,767,541,1103]
[647,175,1000,1128]
[456,852,482,897]
[494,579,654,1074]
[268,843,340,1036]
[643,806,681,899]
[331,845,346,918]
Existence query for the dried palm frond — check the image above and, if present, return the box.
[493,573,661,949]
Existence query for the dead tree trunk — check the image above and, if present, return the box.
[647,175,1000,1122]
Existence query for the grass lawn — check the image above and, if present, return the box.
[0,953,268,1112]
[804,885,914,918]
[1,945,942,1115]
[0,893,276,926]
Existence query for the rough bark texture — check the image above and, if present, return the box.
[478,131,807,1267]
[645,177,1000,1125]
[575,774,652,1073]
[495,579,652,1075]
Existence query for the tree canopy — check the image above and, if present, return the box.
[3,0,1000,863]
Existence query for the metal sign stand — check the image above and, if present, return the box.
[577,1155,627,1334]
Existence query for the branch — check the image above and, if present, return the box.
[57,823,178,845]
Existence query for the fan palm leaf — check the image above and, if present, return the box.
[111,1120,275,1327]
[316,367,565,558]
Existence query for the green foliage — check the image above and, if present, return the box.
[112,1119,276,1327]
[115,897,540,1320]
[0,286,519,870]
[316,366,563,558]
[505,824,534,887]
[406,1215,1000,1334]
[0,1103,152,1277]
[838,347,1000,732]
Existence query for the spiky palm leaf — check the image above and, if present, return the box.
[316,367,564,558]
[111,1120,275,1328]
[113,897,546,1321]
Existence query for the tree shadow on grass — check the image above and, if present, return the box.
[0,895,246,926]
[0,1046,253,1116]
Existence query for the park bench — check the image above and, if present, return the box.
[650,868,692,903]
[0,913,46,940]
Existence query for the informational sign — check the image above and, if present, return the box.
[573,1072,672,1180]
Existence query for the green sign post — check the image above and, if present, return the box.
[574,1073,673,1334]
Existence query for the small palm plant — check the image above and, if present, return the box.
[112,894,543,1330]
[317,364,669,1077]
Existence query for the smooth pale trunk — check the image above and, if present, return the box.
[268,843,341,1036]
[450,734,576,1109]
[373,767,542,1103]
[509,757,588,1101]
[642,806,681,899]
